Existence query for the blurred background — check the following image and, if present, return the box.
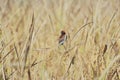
[0,0,120,80]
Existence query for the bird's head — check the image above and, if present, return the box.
[61,30,66,35]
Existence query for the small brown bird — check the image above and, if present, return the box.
[58,30,67,45]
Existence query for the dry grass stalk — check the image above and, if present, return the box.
[71,22,93,42]
[27,68,31,80]
[2,63,7,80]
[0,48,14,63]
[21,13,35,77]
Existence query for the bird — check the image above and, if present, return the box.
[58,30,67,45]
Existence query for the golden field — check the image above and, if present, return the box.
[0,0,120,80]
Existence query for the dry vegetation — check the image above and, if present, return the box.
[0,0,120,80]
